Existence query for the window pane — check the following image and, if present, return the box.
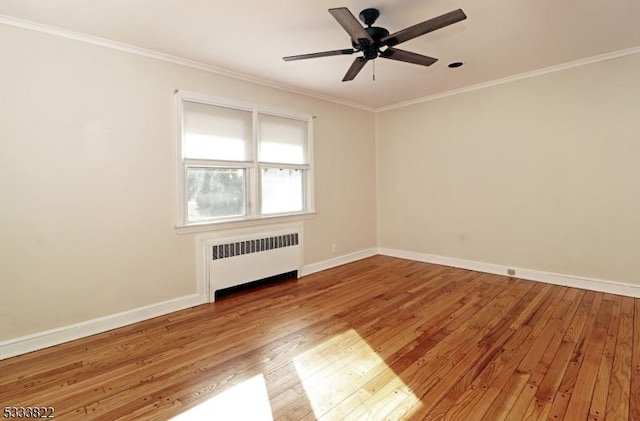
[183,101,253,161]
[187,168,246,221]
[261,168,303,215]
[258,114,308,164]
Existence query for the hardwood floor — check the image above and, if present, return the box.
[1,256,639,420]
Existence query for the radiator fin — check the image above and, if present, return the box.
[212,233,299,260]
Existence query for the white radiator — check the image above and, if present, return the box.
[208,227,302,299]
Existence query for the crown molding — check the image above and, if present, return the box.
[1,13,638,114]
[376,46,640,112]
[0,14,375,113]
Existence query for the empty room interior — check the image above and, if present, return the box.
[1,0,640,419]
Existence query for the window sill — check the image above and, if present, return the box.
[174,212,317,235]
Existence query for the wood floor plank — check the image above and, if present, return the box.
[0,256,638,420]
[505,381,538,420]
[563,297,613,419]
[380,279,536,419]
[630,299,640,419]
[535,290,592,404]
[547,291,603,420]
[462,289,571,421]
[589,295,622,420]
[606,296,634,421]
[423,283,548,421]
[439,327,534,421]
[517,288,586,381]
[321,274,510,421]
[482,371,532,421]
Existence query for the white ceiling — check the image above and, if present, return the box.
[1,0,639,109]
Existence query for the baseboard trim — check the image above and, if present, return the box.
[0,293,207,360]
[7,247,635,360]
[1,247,376,360]
[378,247,640,298]
[301,248,378,277]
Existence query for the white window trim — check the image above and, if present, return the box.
[174,90,316,233]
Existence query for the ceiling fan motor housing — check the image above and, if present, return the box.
[351,26,390,59]
[352,8,389,59]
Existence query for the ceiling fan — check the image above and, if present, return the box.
[283,7,467,82]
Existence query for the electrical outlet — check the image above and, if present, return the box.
[507,269,516,276]
[331,243,338,253]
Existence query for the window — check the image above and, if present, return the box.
[175,91,314,229]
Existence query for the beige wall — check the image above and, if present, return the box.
[3,19,638,344]
[377,53,640,284]
[0,24,376,340]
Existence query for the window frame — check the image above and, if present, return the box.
[175,90,315,232]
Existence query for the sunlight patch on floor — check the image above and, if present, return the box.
[171,374,273,421]
[293,328,423,419]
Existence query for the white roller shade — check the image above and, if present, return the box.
[183,101,253,161]
[258,113,309,165]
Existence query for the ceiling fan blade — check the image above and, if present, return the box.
[381,9,467,47]
[342,57,368,82]
[380,48,438,67]
[329,7,374,46]
[283,49,356,61]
